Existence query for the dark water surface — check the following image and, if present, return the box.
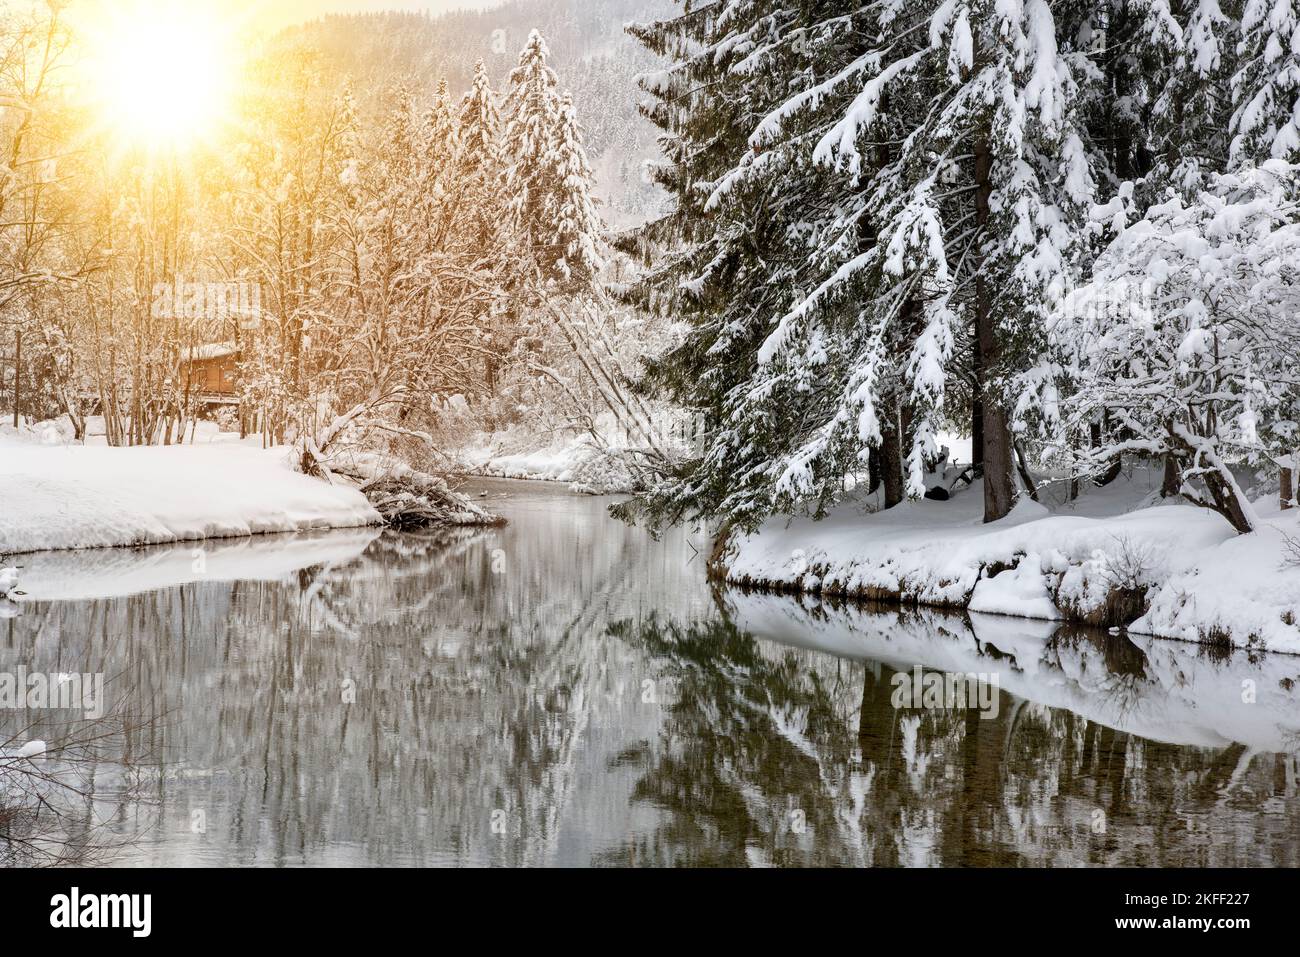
[4,478,1299,866]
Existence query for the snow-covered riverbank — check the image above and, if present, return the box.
[460,431,630,490]
[1,435,380,555]
[457,418,644,493]
[719,470,1300,655]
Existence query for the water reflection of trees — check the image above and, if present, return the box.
[1,691,159,867]
[6,499,714,865]
[610,608,1300,867]
[8,503,1300,867]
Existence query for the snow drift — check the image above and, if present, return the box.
[0,442,381,555]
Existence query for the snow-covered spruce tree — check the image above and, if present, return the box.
[1089,1,1157,187]
[1025,161,1300,533]
[1230,0,1300,505]
[544,92,606,292]
[618,0,1100,531]
[788,0,1101,523]
[612,0,848,530]
[457,60,510,394]
[458,58,506,252]
[857,0,1107,523]
[501,30,561,254]
[425,78,460,159]
[416,78,461,204]
[460,60,503,173]
[499,31,607,293]
[1140,0,1237,182]
[492,29,629,451]
[1231,0,1300,164]
[736,1,959,514]
[411,79,463,251]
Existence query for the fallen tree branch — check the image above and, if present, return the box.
[328,453,505,529]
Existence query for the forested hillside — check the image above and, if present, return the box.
[278,0,673,225]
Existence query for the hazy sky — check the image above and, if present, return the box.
[249,0,504,32]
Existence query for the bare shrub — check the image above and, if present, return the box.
[1095,534,1158,592]
[1279,530,1300,570]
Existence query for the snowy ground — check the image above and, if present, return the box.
[1,420,379,557]
[457,411,674,493]
[460,426,630,490]
[722,467,1300,655]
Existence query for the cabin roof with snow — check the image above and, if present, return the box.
[184,341,240,362]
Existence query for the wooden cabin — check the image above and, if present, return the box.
[181,342,240,407]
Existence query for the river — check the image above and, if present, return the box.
[3,478,1299,866]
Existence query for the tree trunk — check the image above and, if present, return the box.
[1161,453,1180,498]
[1281,465,1294,511]
[868,442,882,494]
[982,408,1016,521]
[1203,467,1256,534]
[11,329,20,429]
[881,408,904,509]
[973,130,1014,523]
[862,87,908,509]
[1014,439,1039,502]
[1090,419,1123,486]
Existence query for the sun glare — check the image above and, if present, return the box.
[81,2,238,149]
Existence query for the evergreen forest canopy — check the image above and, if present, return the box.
[619,0,1300,536]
